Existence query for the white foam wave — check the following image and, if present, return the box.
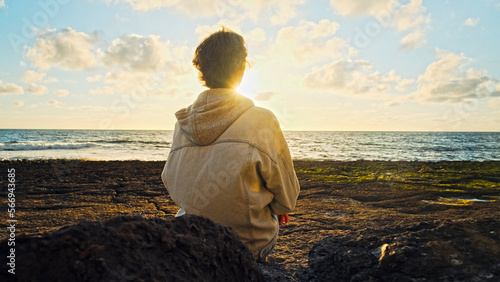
[0,143,94,151]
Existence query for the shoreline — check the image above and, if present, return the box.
[0,160,499,280]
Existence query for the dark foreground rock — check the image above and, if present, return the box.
[0,215,265,282]
[306,218,500,281]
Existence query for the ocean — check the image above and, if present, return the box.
[1,129,499,161]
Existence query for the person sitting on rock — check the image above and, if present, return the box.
[161,27,300,261]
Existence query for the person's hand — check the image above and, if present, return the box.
[277,214,289,226]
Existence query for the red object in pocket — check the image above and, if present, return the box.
[278,214,289,226]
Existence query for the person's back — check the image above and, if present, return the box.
[161,28,300,261]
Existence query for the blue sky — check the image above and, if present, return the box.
[1,0,499,131]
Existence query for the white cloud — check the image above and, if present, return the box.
[117,0,263,20]
[13,100,24,107]
[303,59,403,97]
[330,0,430,51]
[21,70,46,83]
[245,28,266,44]
[272,19,353,65]
[383,0,431,51]
[47,100,62,107]
[165,44,192,76]
[239,0,306,25]
[379,99,401,108]
[97,33,193,97]
[195,22,264,45]
[488,97,500,108]
[98,33,192,96]
[269,0,305,25]
[25,28,98,70]
[0,0,4,8]
[391,0,430,32]
[27,83,48,95]
[195,19,244,40]
[22,30,192,99]
[464,17,480,27]
[330,0,430,30]
[89,86,115,95]
[80,106,108,111]
[104,71,155,87]
[0,80,24,95]
[102,34,167,72]
[399,29,426,51]
[116,0,303,25]
[254,91,277,101]
[395,78,414,91]
[56,89,69,97]
[100,70,171,96]
[86,75,103,82]
[121,0,217,16]
[411,49,494,103]
[495,85,500,94]
[330,0,395,17]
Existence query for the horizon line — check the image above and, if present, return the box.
[1,128,500,133]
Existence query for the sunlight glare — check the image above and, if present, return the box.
[238,68,261,99]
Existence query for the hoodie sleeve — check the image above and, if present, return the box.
[258,118,300,215]
[268,145,300,215]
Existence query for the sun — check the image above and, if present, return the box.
[238,67,261,99]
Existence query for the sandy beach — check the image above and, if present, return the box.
[1,160,499,280]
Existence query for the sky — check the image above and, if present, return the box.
[1,0,499,131]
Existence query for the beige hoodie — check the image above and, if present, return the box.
[161,88,300,259]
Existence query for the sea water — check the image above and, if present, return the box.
[1,129,499,161]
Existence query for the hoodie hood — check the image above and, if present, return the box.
[175,88,254,145]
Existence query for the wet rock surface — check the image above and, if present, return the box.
[0,215,265,282]
[305,218,500,281]
[0,160,499,281]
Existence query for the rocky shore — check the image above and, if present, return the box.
[1,160,499,281]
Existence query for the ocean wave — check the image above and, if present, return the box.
[0,143,95,151]
[92,140,167,145]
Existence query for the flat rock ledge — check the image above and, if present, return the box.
[305,218,500,282]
